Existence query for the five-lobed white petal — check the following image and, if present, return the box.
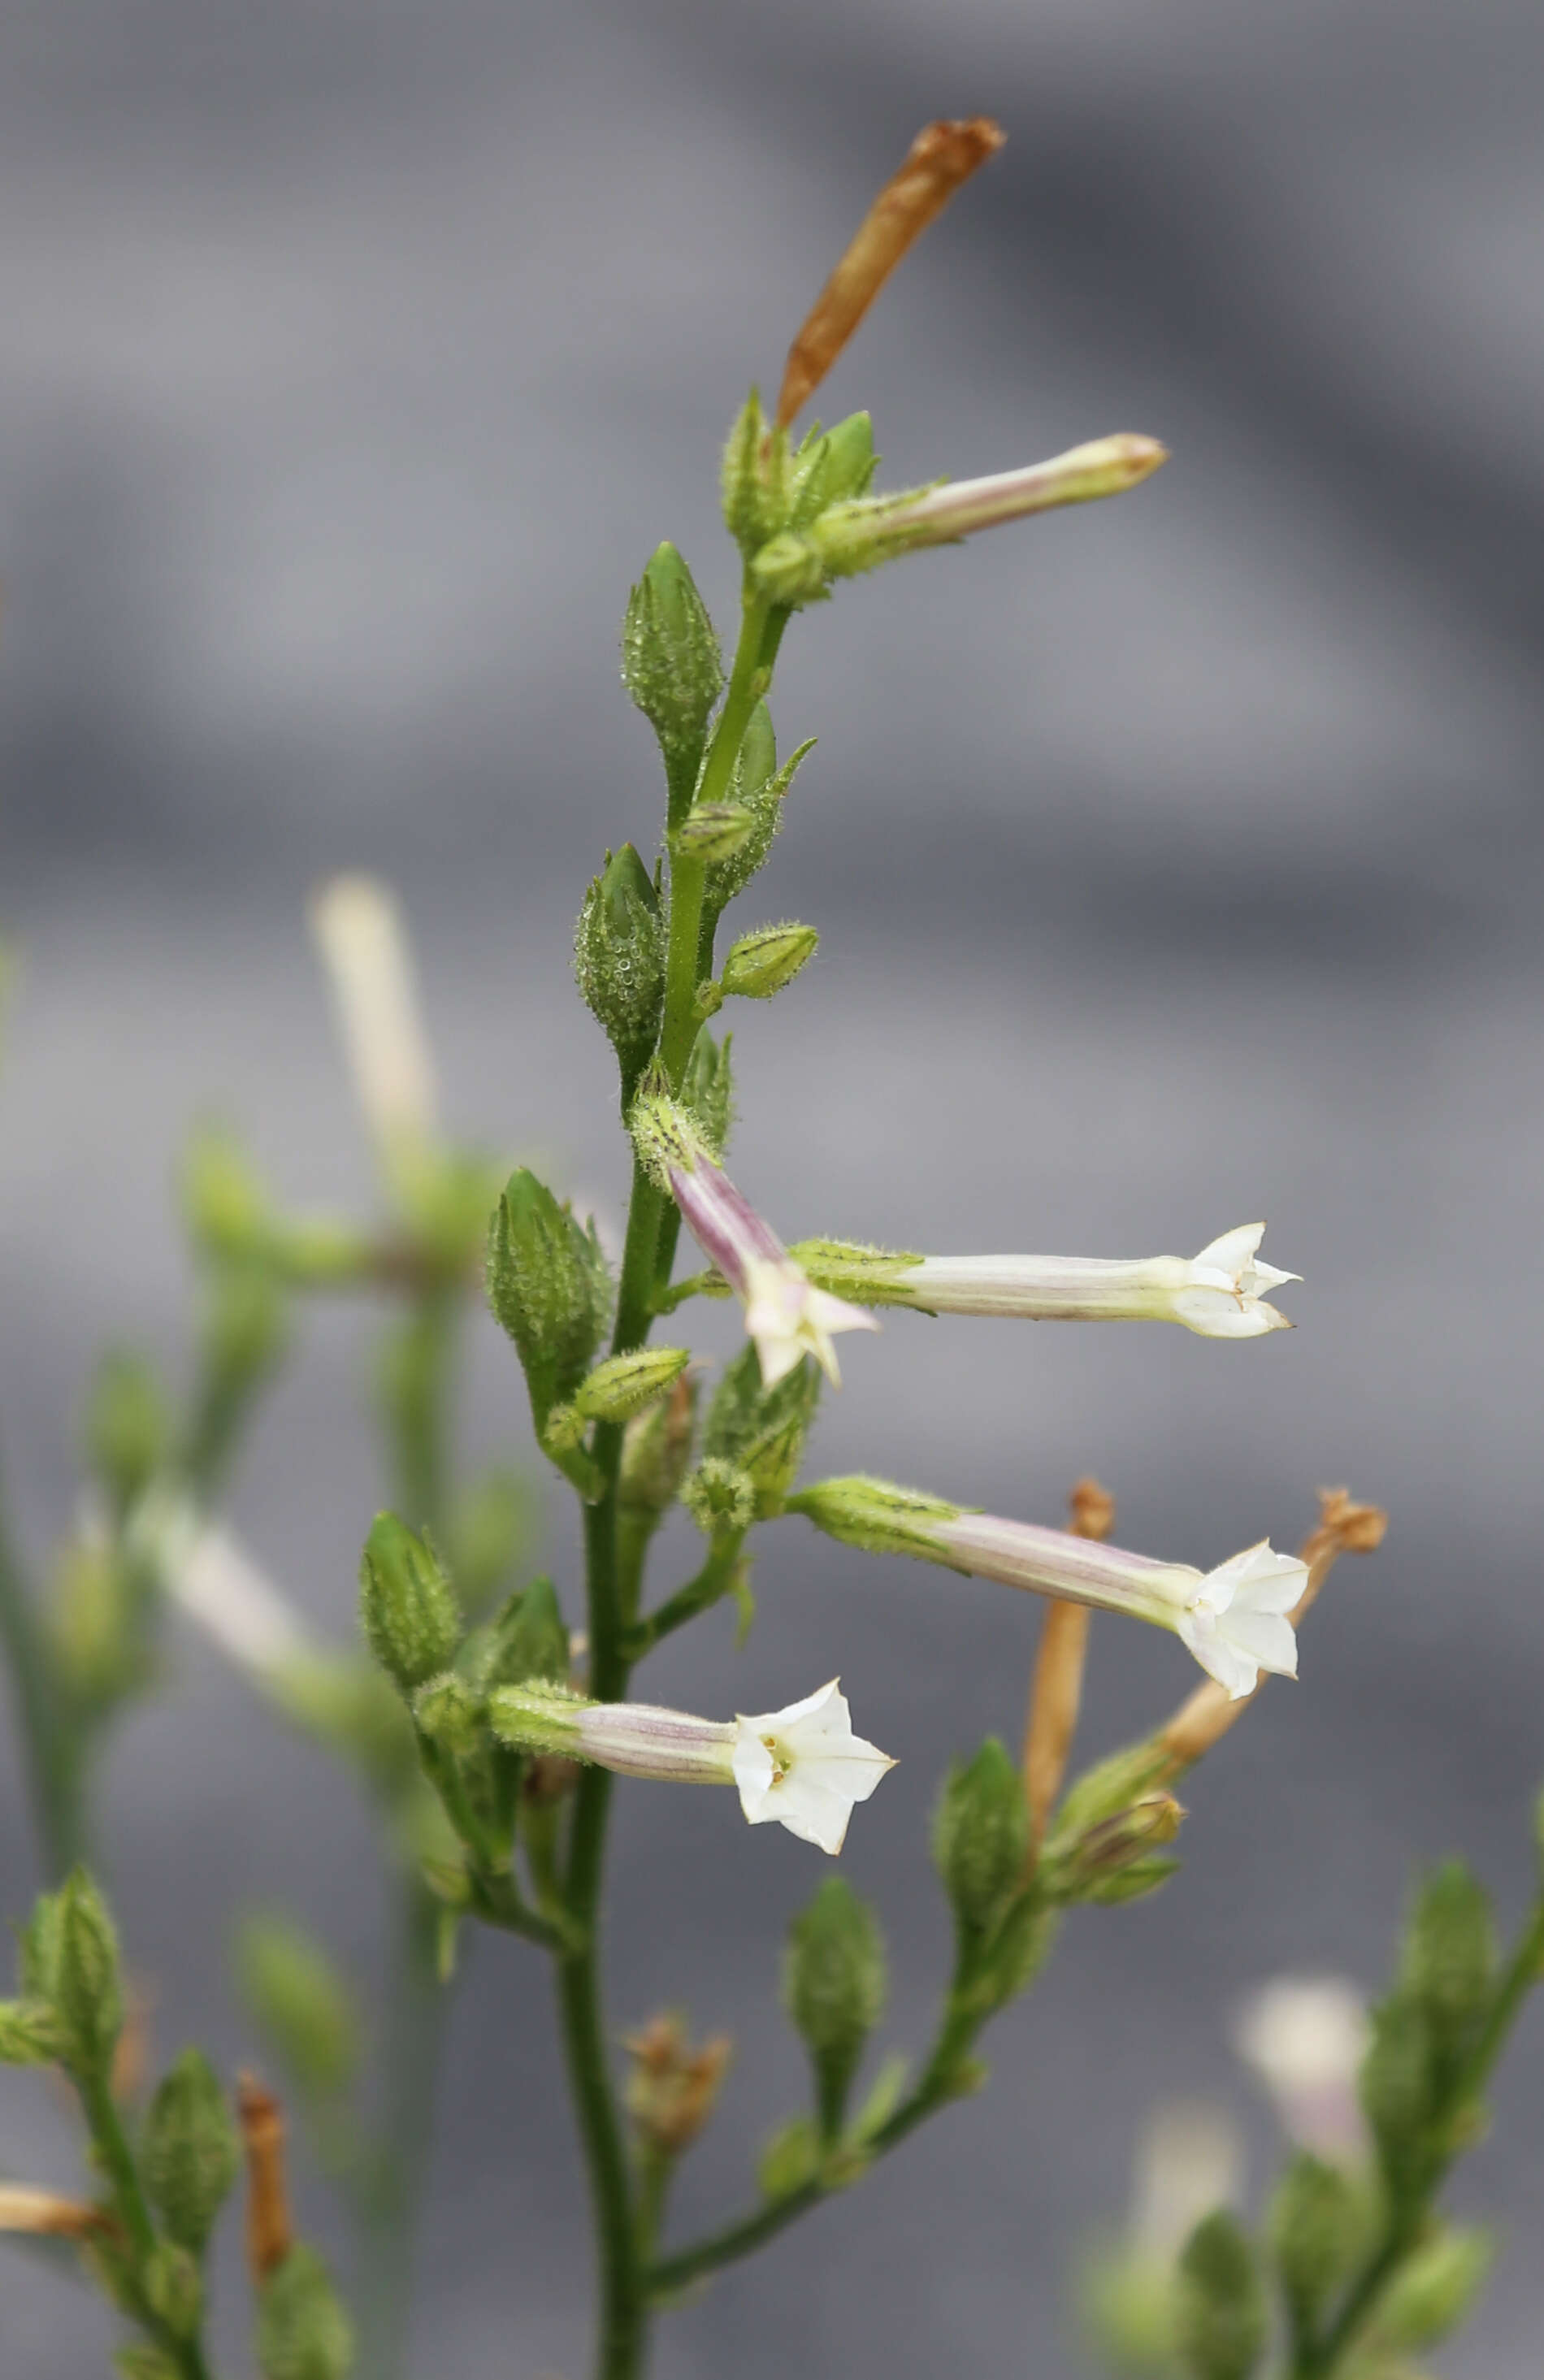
[741,1257,879,1389]
[1176,1541,1306,1698]
[1171,1223,1300,1338]
[731,1679,896,1853]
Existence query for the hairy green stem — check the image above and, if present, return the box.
[646,1985,983,2299]
[1291,1897,1544,2379]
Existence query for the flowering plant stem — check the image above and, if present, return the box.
[0,1467,86,1878]
[1289,1890,1544,2380]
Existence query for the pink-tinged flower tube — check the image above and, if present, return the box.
[789,1476,1306,1699]
[488,1677,894,1854]
[794,1224,1297,1338]
[751,435,1168,604]
[631,1090,878,1387]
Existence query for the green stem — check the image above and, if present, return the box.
[353,1881,446,2380]
[646,1986,982,2300]
[80,2062,215,2379]
[1292,1897,1544,2379]
[0,1466,86,1878]
[622,1532,747,1662]
[657,592,779,1090]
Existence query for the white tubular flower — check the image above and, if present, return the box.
[730,1679,896,1853]
[1234,1977,1371,2164]
[489,1678,894,1855]
[631,1091,878,1387]
[310,874,439,1164]
[790,1477,1306,1699]
[167,1519,311,1680]
[798,1224,1297,1338]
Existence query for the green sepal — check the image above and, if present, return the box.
[54,1868,123,2075]
[142,2243,202,2340]
[0,1997,65,2063]
[785,1473,965,1563]
[680,1030,735,1156]
[702,722,816,917]
[787,1238,923,1305]
[1268,2153,1368,2330]
[672,803,756,863]
[1374,2223,1494,2350]
[1399,1862,1495,2063]
[1360,1991,1440,2191]
[462,1575,569,1694]
[702,1342,822,1518]
[788,411,878,528]
[758,2113,820,2201]
[84,1350,171,1519]
[722,389,792,557]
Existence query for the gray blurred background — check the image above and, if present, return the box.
[2,1,1543,2372]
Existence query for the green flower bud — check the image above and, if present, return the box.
[413,1671,485,1755]
[358,1515,461,1695]
[202,1266,290,1396]
[54,1869,123,2074]
[621,543,723,822]
[142,2048,241,2252]
[1376,2224,1494,2349]
[680,1028,735,1156]
[142,2242,202,2339]
[1047,1742,1175,1849]
[46,1535,143,1719]
[572,1346,692,1427]
[720,922,818,1001]
[722,389,790,557]
[181,1125,273,1262]
[85,1351,170,1516]
[236,1916,361,2100]
[1268,2154,1366,2329]
[257,2244,354,2380]
[967,1893,1060,2014]
[932,1740,1029,1931]
[673,803,756,863]
[485,1168,613,1433]
[680,1458,757,1537]
[0,1997,64,2063]
[702,717,817,918]
[783,1877,886,2139]
[1360,1992,1438,2187]
[574,844,665,1090]
[619,1372,699,1516]
[702,1342,822,1519]
[1173,2211,1267,2380]
[17,1888,64,2003]
[1399,1862,1495,2056]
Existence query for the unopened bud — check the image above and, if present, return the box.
[783,1876,885,2135]
[1360,1994,1438,2182]
[55,1869,123,2074]
[256,2243,354,2380]
[358,1514,460,1695]
[475,1576,569,1692]
[621,543,723,821]
[703,1340,822,1519]
[1399,1863,1494,2053]
[85,1352,171,1516]
[574,844,665,1090]
[236,1918,360,2101]
[1268,2154,1364,2330]
[1061,1795,1185,1901]
[680,1458,757,1537]
[142,2243,202,2340]
[486,1169,614,1432]
[720,922,818,1001]
[1375,2225,1494,2350]
[572,1346,692,1428]
[142,2048,241,2252]
[673,803,756,863]
[1174,2210,1268,2380]
[182,1125,274,1261]
[619,1372,699,1515]
[680,1028,735,1155]
[789,412,878,525]
[703,722,815,917]
[933,1740,1028,1931]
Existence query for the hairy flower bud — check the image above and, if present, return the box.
[574,844,666,1091]
[720,922,818,1001]
[621,543,723,822]
[1268,2154,1366,2330]
[672,803,757,863]
[358,1514,461,1695]
[933,1739,1028,1931]
[1173,2210,1268,2380]
[256,2244,354,2380]
[1399,1863,1495,2056]
[571,1346,692,1428]
[142,2048,241,2252]
[619,1372,699,1516]
[486,1169,614,1433]
[702,718,815,918]
[54,1869,123,2075]
[0,1999,63,2065]
[783,1875,885,2135]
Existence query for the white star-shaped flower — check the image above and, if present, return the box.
[1169,1224,1299,1338]
[1176,1541,1304,1698]
[741,1257,878,1388]
[731,1679,896,1853]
